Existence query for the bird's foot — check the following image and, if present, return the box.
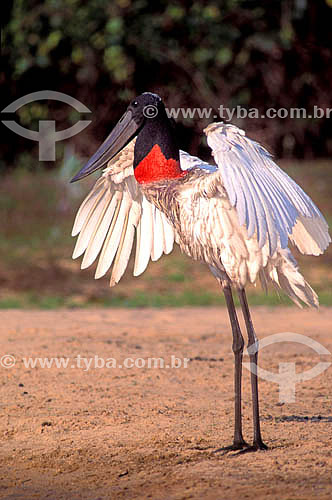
[232,439,268,455]
[213,440,250,456]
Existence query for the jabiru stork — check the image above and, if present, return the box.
[71,92,330,452]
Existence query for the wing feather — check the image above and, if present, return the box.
[81,193,119,269]
[110,208,136,286]
[151,207,164,261]
[71,178,105,237]
[133,197,154,276]
[72,187,110,259]
[205,122,330,255]
[94,192,127,279]
[72,139,176,285]
[161,212,175,254]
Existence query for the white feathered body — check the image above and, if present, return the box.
[72,123,330,308]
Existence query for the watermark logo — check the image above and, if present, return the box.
[142,104,331,121]
[143,104,158,118]
[1,91,92,161]
[0,354,16,368]
[0,354,190,371]
[243,332,331,403]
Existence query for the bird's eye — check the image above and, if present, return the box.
[132,101,138,107]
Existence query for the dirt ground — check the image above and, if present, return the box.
[0,307,331,499]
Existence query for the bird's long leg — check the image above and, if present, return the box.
[217,285,248,451]
[237,288,268,450]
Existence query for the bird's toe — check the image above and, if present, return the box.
[232,441,269,455]
[213,441,250,455]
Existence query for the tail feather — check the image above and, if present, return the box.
[261,248,319,308]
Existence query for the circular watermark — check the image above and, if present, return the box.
[1,354,16,368]
[143,104,158,118]
[1,91,92,161]
[243,332,331,403]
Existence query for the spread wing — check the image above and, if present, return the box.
[72,139,175,286]
[204,122,331,256]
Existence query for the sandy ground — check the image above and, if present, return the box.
[0,307,331,499]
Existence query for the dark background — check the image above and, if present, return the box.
[2,0,332,172]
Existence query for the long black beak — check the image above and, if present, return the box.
[71,109,140,182]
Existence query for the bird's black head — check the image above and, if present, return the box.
[71,92,168,182]
[128,92,166,125]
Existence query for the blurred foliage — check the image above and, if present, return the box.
[2,0,332,171]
